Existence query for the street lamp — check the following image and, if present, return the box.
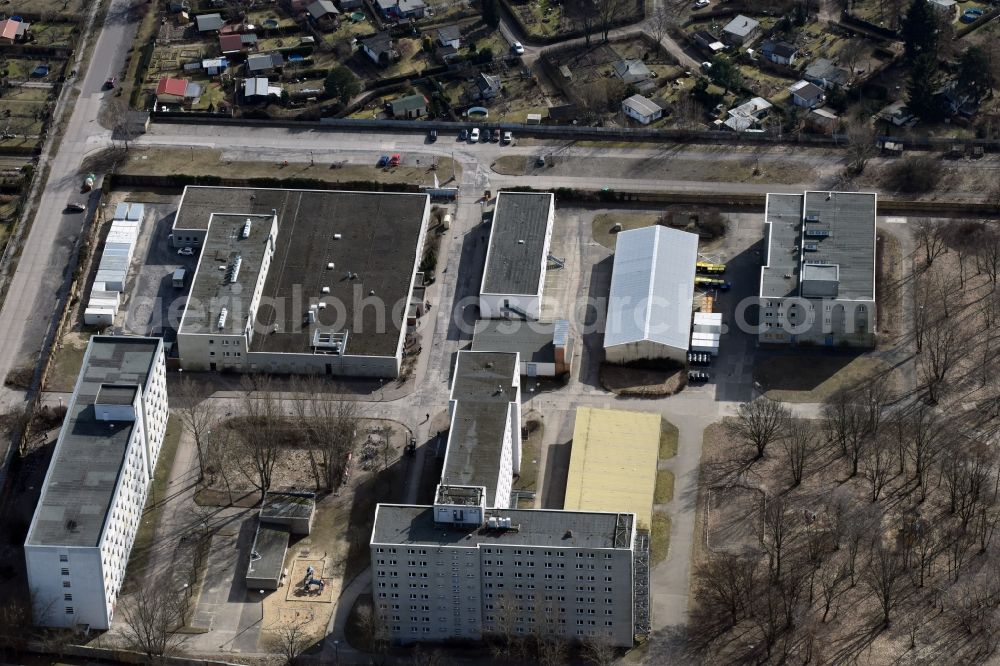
[259,589,265,623]
[333,639,340,664]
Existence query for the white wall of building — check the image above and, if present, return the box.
[371,538,636,647]
[604,340,687,365]
[25,546,107,629]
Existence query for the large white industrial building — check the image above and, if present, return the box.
[24,336,168,630]
[759,191,876,346]
[173,186,430,378]
[479,192,555,320]
[604,225,699,364]
[371,350,644,648]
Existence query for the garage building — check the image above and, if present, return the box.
[604,225,698,364]
[479,192,555,320]
[471,319,571,377]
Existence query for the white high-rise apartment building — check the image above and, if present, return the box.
[24,336,168,630]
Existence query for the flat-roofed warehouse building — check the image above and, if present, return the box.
[471,319,572,377]
[564,407,661,529]
[604,225,699,364]
[759,191,876,347]
[173,186,430,377]
[24,336,168,630]
[479,192,555,320]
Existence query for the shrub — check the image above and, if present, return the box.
[884,156,943,194]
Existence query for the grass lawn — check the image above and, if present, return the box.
[87,146,461,185]
[654,470,674,504]
[754,354,896,403]
[592,212,660,249]
[124,415,183,580]
[650,513,671,565]
[29,22,76,47]
[660,420,678,459]
[514,419,543,495]
[44,330,92,393]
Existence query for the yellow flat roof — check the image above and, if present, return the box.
[564,407,661,529]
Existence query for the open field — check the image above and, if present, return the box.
[9,0,86,14]
[84,146,461,185]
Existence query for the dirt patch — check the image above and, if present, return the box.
[753,354,898,403]
[875,227,904,349]
[592,212,661,249]
[600,363,686,396]
[85,146,462,187]
[491,155,532,176]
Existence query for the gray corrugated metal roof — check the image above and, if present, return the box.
[482,192,553,296]
[604,225,698,351]
[472,319,556,364]
[372,505,633,550]
[760,191,876,300]
[26,336,161,547]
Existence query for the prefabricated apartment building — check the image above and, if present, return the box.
[24,336,168,631]
[172,186,430,378]
[371,350,646,648]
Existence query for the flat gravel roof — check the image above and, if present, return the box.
[482,192,553,296]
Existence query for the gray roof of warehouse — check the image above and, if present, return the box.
[173,187,428,357]
[26,336,160,548]
[482,192,553,296]
[472,319,555,364]
[441,351,519,501]
[372,505,634,550]
[760,191,876,300]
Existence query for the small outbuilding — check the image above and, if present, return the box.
[472,319,572,377]
[789,80,825,109]
[612,59,652,84]
[390,93,428,119]
[722,15,760,46]
[622,94,663,125]
[196,12,225,32]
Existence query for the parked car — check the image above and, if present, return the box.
[406,437,416,454]
[502,131,513,144]
[104,76,116,90]
[692,0,709,8]
[459,129,468,141]
[687,352,711,366]
[389,153,401,167]
[470,128,480,142]
[178,247,194,256]
[66,202,86,213]
[428,129,437,142]
[377,154,390,167]
[700,61,713,71]
[491,129,501,142]
[536,155,546,167]
[688,370,710,383]
[512,41,525,55]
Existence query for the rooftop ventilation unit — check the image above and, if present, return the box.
[804,228,831,238]
[804,214,821,223]
[218,307,228,330]
[313,329,348,354]
[804,243,819,252]
[242,218,252,239]
[229,255,242,283]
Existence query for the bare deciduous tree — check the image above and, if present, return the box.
[782,418,815,487]
[581,637,616,666]
[236,375,283,503]
[119,581,186,660]
[914,219,948,269]
[271,617,313,665]
[863,432,894,502]
[845,121,877,174]
[762,494,795,582]
[818,561,848,622]
[175,377,217,482]
[726,398,791,461]
[693,551,759,627]
[864,543,906,627]
[920,314,960,404]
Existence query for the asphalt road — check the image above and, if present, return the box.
[0,0,134,412]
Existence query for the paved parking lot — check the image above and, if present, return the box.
[117,198,197,345]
